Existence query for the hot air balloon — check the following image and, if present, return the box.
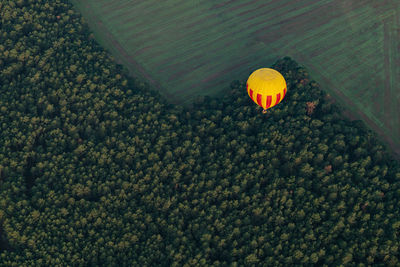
[246,68,287,113]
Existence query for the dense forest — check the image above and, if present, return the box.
[1,0,400,266]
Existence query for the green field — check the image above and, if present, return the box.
[69,0,400,157]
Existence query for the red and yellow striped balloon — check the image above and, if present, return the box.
[246,68,287,111]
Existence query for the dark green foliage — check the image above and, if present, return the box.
[1,0,400,266]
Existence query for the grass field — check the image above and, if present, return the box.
[69,0,400,157]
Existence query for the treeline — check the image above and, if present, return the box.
[1,0,400,266]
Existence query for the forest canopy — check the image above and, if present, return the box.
[1,0,400,266]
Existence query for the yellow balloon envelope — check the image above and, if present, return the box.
[246,68,287,111]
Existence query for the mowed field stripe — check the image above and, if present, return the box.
[332,46,383,91]
[146,11,254,72]
[208,0,237,10]
[383,16,394,131]
[118,1,199,33]
[256,2,362,53]
[284,4,366,52]
[119,0,189,28]
[155,46,258,84]
[393,5,400,140]
[215,0,298,33]
[327,54,382,101]
[252,0,334,37]
[105,0,138,15]
[105,1,161,24]
[159,35,247,90]
[128,7,220,62]
[328,27,383,71]
[163,49,273,97]
[290,5,374,59]
[245,0,320,38]
[168,48,248,92]
[142,21,231,75]
[167,39,252,85]
[225,0,265,13]
[100,2,145,24]
[100,0,123,10]
[147,0,316,70]
[172,57,250,99]
[147,0,277,51]
[395,5,400,139]
[117,5,188,39]
[201,0,313,42]
[120,2,210,52]
[305,22,380,79]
